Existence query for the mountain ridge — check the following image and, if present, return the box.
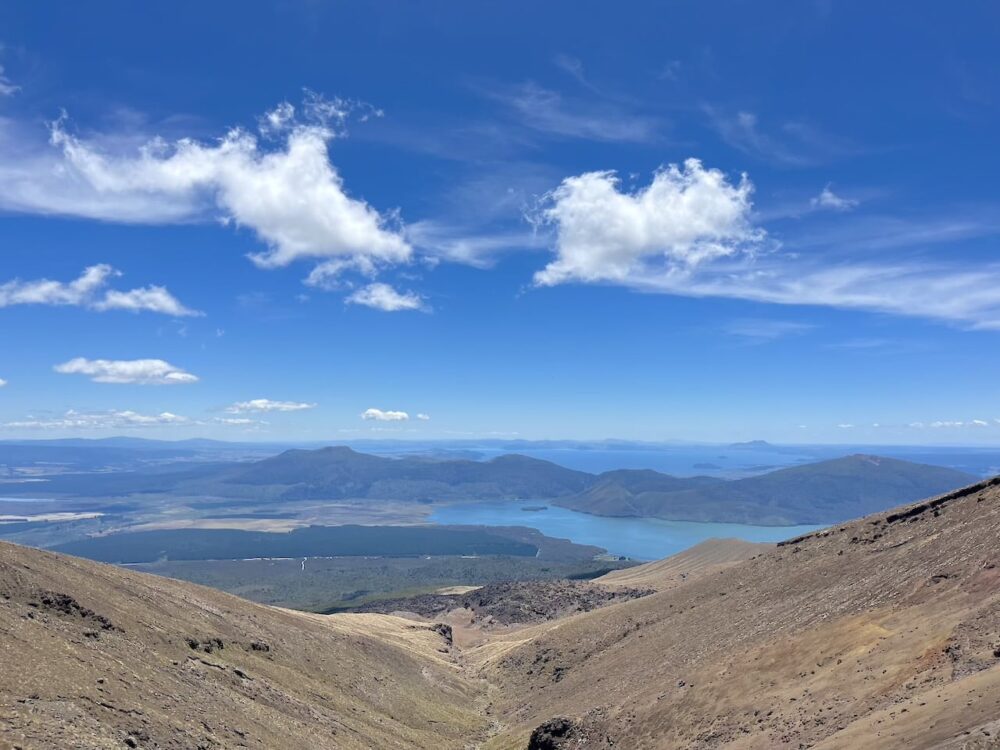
[556,453,977,524]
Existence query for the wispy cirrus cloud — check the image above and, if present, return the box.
[407,220,544,269]
[483,81,661,143]
[54,357,198,385]
[704,106,855,166]
[0,265,199,317]
[226,398,315,413]
[724,318,814,343]
[0,65,18,96]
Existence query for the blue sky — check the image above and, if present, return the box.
[1,1,999,444]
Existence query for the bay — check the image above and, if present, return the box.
[430,501,823,561]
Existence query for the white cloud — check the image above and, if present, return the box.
[3,409,187,430]
[361,408,409,421]
[0,264,199,316]
[922,420,992,429]
[303,256,378,290]
[213,417,267,426]
[0,101,411,279]
[406,220,545,268]
[534,159,762,286]
[534,160,1000,330]
[54,357,198,385]
[0,65,18,97]
[811,184,858,211]
[346,282,426,312]
[0,378,6,387]
[724,318,813,343]
[416,413,431,421]
[704,107,853,166]
[485,81,659,143]
[645,261,1000,331]
[836,424,854,429]
[93,286,200,316]
[226,398,316,413]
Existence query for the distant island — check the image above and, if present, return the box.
[727,440,772,449]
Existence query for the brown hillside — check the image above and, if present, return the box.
[475,478,1000,749]
[0,542,487,750]
[596,538,769,591]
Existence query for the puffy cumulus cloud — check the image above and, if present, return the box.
[0,264,199,317]
[811,184,858,211]
[361,408,409,421]
[416,413,431,421]
[1,98,410,279]
[3,409,187,430]
[54,357,198,385]
[225,398,316,413]
[0,378,6,387]
[534,160,1000,330]
[533,159,762,286]
[346,282,426,312]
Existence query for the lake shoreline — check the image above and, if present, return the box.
[430,501,824,561]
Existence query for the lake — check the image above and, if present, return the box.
[430,502,823,561]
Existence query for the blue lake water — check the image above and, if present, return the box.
[430,502,823,561]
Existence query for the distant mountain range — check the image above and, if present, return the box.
[0,443,979,525]
[227,446,594,500]
[556,454,977,524]
[224,448,976,524]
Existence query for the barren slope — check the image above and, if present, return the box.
[0,542,487,750]
[477,478,1000,749]
[596,538,769,590]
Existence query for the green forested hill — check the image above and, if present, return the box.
[558,455,978,524]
